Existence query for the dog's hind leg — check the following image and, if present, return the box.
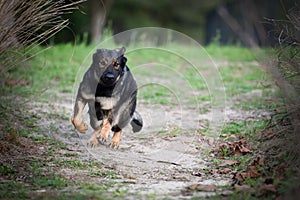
[130,111,143,132]
[72,99,88,133]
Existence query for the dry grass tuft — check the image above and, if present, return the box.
[0,0,85,75]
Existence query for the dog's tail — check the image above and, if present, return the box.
[130,111,143,132]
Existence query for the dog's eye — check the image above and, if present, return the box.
[112,60,119,70]
[100,59,107,66]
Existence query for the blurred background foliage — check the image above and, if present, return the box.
[52,0,297,46]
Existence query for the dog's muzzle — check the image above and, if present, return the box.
[104,72,115,81]
[101,72,115,85]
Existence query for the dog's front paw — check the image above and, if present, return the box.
[110,138,120,149]
[99,130,109,144]
[110,131,121,149]
[100,127,110,144]
[72,117,88,133]
[77,122,88,133]
[88,136,99,148]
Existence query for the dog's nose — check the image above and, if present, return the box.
[104,73,115,81]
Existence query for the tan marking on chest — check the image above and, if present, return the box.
[95,97,116,110]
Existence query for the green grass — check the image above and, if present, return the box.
[219,63,272,96]
[0,159,72,198]
[51,158,103,169]
[0,165,17,175]
[158,126,182,135]
[3,43,272,104]
[206,44,257,62]
[3,43,94,96]
[0,181,29,199]
[234,97,282,111]
[138,83,179,105]
[221,120,268,143]
[88,168,118,179]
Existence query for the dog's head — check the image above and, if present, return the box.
[92,47,127,86]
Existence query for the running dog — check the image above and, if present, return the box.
[72,47,143,149]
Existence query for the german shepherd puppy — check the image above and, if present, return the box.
[72,47,143,149]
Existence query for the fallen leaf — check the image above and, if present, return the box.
[234,165,261,183]
[191,171,204,177]
[6,80,17,86]
[261,130,276,139]
[274,108,280,114]
[5,79,29,86]
[234,184,252,192]
[234,173,244,183]
[208,137,215,145]
[223,134,238,140]
[253,156,264,167]
[238,145,251,153]
[241,166,261,179]
[219,168,231,174]
[258,183,277,196]
[233,148,242,156]
[172,175,189,181]
[186,184,217,192]
[276,163,286,176]
[123,174,137,179]
[19,80,29,86]
[231,138,252,156]
[212,142,233,157]
[219,160,239,167]
[247,166,261,178]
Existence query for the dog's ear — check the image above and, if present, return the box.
[121,56,127,67]
[115,47,126,55]
[93,49,103,64]
[123,56,127,63]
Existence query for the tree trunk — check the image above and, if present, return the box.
[217,3,258,47]
[242,0,269,46]
[90,0,112,43]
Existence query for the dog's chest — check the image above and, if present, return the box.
[95,97,117,110]
[94,82,118,110]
